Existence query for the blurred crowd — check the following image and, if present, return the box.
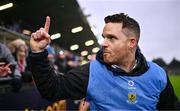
[0,37,93,110]
[0,18,22,33]
[0,38,93,87]
[0,18,95,110]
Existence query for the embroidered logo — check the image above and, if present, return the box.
[128,80,136,89]
[127,92,137,104]
[128,80,134,86]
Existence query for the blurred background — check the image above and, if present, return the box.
[0,0,179,110]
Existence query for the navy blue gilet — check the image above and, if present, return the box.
[86,60,167,110]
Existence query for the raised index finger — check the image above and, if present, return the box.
[44,16,50,33]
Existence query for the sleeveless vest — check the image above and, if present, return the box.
[86,60,167,110]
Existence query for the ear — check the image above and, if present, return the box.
[128,37,137,48]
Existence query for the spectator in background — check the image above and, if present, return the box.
[46,45,58,70]
[55,50,67,73]
[47,45,55,63]
[0,43,22,92]
[8,39,26,54]
[14,44,28,73]
[13,44,32,82]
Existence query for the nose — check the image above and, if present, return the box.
[101,38,108,47]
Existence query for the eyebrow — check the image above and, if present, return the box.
[103,33,118,39]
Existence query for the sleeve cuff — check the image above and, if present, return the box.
[29,49,48,61]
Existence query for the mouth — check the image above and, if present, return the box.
[103,52,109,54]
[103,50,110,53]
[103,52,110,56]
[102,49,110,56]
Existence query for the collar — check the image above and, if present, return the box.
[111,59,138,72]
[96,48,149,76]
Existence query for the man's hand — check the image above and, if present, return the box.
[0,63,12,77]
[30,16,51,52]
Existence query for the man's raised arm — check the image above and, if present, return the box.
[30,16,51,52]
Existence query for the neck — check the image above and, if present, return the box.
[117,53,136,73]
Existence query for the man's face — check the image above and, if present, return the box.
[102,23,131,65]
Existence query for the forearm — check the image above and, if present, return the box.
[29,50,88,101]
[29,50,61,100]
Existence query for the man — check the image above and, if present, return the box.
[29,13,180,110]
[0,43,22,92]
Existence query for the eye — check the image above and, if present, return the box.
[102,34,117,42]
[108,36,113,40]
[107,35,116,41]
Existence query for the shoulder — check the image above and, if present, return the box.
[147,61,166,73]
[147,61,168,89]
[90,60,104,66]
[0,43,6,50]
[0,43,8,49]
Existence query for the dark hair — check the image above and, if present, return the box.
[104,13,140,41]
